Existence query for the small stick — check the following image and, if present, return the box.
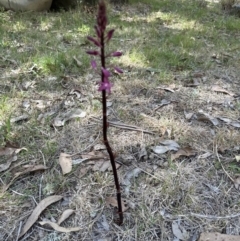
[91,117,155,135]
[215,145,234,183]
[190,212,240,220]
[39,174,43,201]
[16,221,23,241]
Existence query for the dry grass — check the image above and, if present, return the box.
[0,0,240,240]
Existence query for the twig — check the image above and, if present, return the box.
[91,117,155,135]
[189,212,240,220]
[39,174,43,201]
[215,145,234,182]
[16,221,22,241]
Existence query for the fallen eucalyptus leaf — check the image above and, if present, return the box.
[0,146,27,156]
[0,147,16,156]
[211,85,235,96]
[171,147,196,161]
[152,140,180,154]
[105,197,129,212]
[160,140,180,148]
[196,111,219,126]
[92,160,120,172]
[229,121,240,128]
[217,117,240,128]
[59,153,72,175]
[20,195,63,237]
[151,146,169,154]
[57,209,75,225]
[39,221,81,233]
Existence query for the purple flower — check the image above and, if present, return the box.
[98,68,112,93]
[91,60,97,69]
[106,29,115,42]
[111,51,122,57]
[114,67,123,73]
[98,79,113,93]
[102,67,110,78]
[87,36,101,47]
[86,50,100,56]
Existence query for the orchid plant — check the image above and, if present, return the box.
[86,0,123,225]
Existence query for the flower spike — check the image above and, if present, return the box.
[86,0,123,225]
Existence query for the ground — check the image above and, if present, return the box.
[0,0,240,240]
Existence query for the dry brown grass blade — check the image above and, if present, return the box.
[20,195,63,238]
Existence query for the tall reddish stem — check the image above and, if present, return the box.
[100,32,123,225]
